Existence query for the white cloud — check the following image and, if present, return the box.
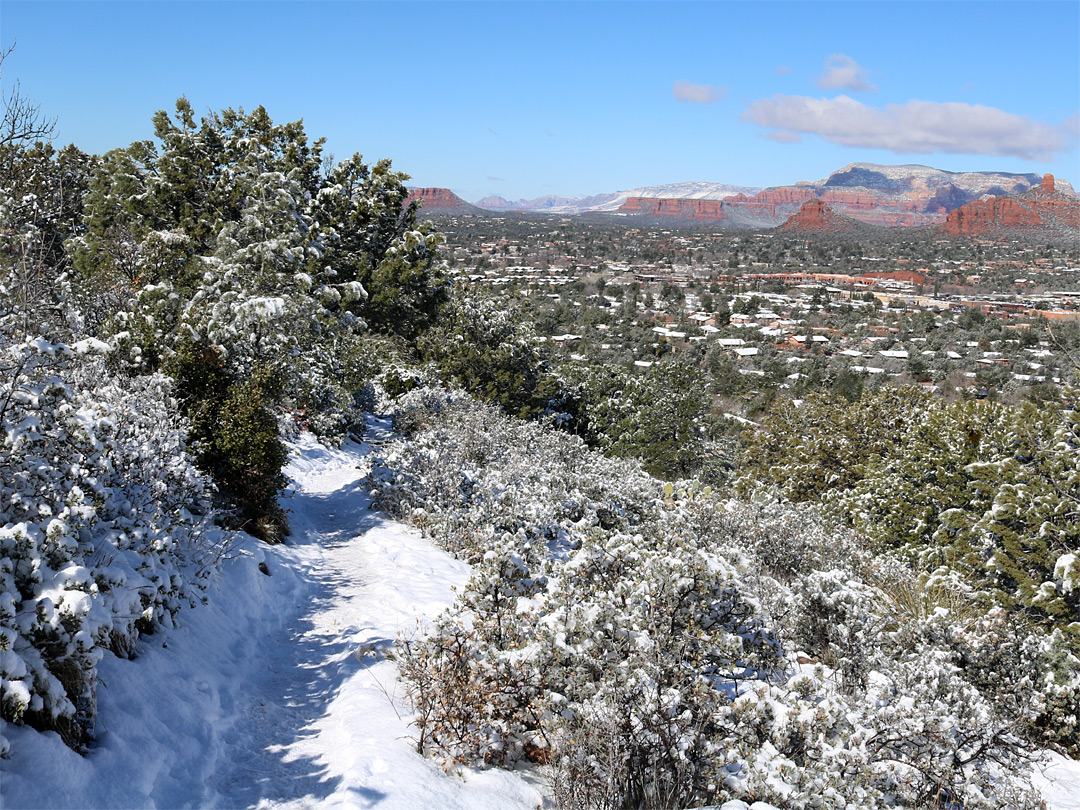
[816,54,877,93]
[1064,113,1080,138]
[743,94,1074,160]
[673,80,728,104]
[764,129,802,143]
[776,65,793,75]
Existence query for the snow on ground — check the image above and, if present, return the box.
[2,425,544,810]
[1033,750,1080,810]
[2,422,1078,810]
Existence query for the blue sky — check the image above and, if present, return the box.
[3,1,1077,201]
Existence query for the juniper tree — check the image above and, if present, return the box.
[419,287,558,420]
[67,100,448,531]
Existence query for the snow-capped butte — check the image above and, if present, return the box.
[473,181,762,214]
[808,162,1077,198]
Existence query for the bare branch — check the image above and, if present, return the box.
[0,42,56,150]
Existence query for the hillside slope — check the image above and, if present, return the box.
[2,425,1078,809]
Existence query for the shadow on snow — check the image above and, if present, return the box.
[210,473,397,809]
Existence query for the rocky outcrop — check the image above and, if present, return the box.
[406,187,484,216]
[942,197,1043,235]
[618,187,814,226]
[737,187,816,206]
[941,177,1080,237]
[817,189,934,226]
[614,164,1074,229]
[778,199,857,232]
[618,197,731,222]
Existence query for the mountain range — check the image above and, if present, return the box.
[406,162,1078,235]
[474,181,762,215]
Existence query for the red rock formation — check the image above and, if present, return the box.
[617,187,816,224]
[944,197,1043,235]
[617,186,943,227]
[616,171,1074,229]
[818,189,940,226]
[405,187,475,212]
[740,187,816,206]
[778,199,855,232]
[618,197,734,222]
[941,184,1080,236]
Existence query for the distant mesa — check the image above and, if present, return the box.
[607,164,1074,230]
[406,187,485,216]
[475,194,582,212]
[941,174,1080,237]
[432,165,1078,232]
[472,182,762,215]
[618,197,734,222]
[778,199,858,232]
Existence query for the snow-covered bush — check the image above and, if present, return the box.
[396,524,778,808]
[561,360,711,480]
[369,386,655,565]
[0,334,220,751]
[373,386,1053,808]
[417,288,560,420]
[717,661,1044,810]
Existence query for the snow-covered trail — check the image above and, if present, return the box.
[2,431,543,810]
[207,433,543,810]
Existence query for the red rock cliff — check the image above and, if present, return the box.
[778,199,855,232]
[942,183,1079,236]
[406,187,473,211]
[619,197,733,222]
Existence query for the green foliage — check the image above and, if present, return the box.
[832,367,864,403]
[62,99,452,532]
[739,386,934,501]
[979,395,1080,626]
[746,384,1080,641]
[565,361,710,480]
[309,156,448,338]
[169,339,287,540]
[842,400,1024,554]
[838,398,1077,632]
[419,287,559,420]
[210,374,289,539]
